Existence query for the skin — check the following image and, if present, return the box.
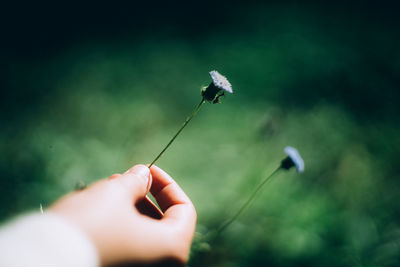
[50,165,197,266]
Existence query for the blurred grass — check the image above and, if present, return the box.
[2,2,400,266]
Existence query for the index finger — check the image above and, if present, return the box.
[149,165,197,229]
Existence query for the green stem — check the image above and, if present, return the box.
[216,167,281,235]
[149,98,206,167]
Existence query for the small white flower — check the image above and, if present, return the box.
[284,146,305,173]
[209,70,233,93]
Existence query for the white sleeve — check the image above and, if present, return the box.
[0,212,99,267]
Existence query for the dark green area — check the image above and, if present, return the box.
[1,2,400,266]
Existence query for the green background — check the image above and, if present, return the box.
[1,1,400,266]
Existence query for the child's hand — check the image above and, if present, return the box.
[50,165,197,266]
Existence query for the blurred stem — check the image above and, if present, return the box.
[216,167,281,235]
[149,98,206,167]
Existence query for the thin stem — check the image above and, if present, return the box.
[149,98,206,167]
[216,167,281,235]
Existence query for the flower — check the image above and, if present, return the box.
[149,70,233,167]
[209,70,233,93]
[202,70,233,103]
[281,146,305,173]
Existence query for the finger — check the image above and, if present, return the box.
[149,165,196,228]
[111,164,151,202]
[109,173,122,180]
[135,196,163,219]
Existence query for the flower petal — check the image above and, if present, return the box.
[284,146,305,173]
[209,70,233,93]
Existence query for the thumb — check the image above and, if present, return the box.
[116,165,152,201]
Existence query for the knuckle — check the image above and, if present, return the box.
[108,173,122,180]
[173,228,195,262]
[161,231,191,264]
[106,180,127,194]
[189,203,197,221]
[170,239,190,263]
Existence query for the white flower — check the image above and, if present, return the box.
[209,70,233,93]
[201,70,233,103]
[283,146,305,173]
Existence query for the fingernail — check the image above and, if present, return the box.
[129,165,152,192]
[129,164,150,176]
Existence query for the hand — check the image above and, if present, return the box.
[50,165,197,266]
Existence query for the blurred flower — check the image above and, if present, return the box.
[216,146,304,235]
[202,70,233,103]
[281,146,305,173]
